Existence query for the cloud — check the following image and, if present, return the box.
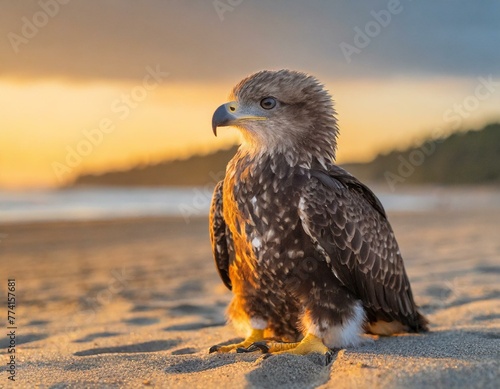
[1,0,499,83]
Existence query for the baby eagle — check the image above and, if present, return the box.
[209,69,428,360]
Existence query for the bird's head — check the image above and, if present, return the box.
[212,69,339,161]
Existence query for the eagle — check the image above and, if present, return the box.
[208,70,428,360]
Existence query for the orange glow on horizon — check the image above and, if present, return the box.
[1,76,499,189]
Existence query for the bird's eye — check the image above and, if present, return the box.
[260,97,277,110]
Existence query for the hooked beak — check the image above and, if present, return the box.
[211,101,266,136]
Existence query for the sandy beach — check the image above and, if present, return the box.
[0,205,499,388]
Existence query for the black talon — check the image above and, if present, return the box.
[236,347,252,353]
[209,345,221,353]
[244,344,260,353]
[248,341,270,353]
[324,350,336,365]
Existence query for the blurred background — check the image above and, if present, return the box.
[1,0,499,222]
[1,3,499,385]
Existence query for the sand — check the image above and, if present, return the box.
[0,207,499,388]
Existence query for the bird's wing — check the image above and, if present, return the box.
[299,166,419,324]
[209,180,232,290]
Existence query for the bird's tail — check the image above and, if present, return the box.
[409,311,429,333]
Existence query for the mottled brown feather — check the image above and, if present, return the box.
[209,181,232,290]
[299,165,428,331]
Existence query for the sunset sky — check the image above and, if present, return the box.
[1,1,499,189]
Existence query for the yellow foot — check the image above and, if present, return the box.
[209,329,265,353]
[240,333,335,365]
[276,333,330,355]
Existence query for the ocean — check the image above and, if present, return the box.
[1,186,499,224]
